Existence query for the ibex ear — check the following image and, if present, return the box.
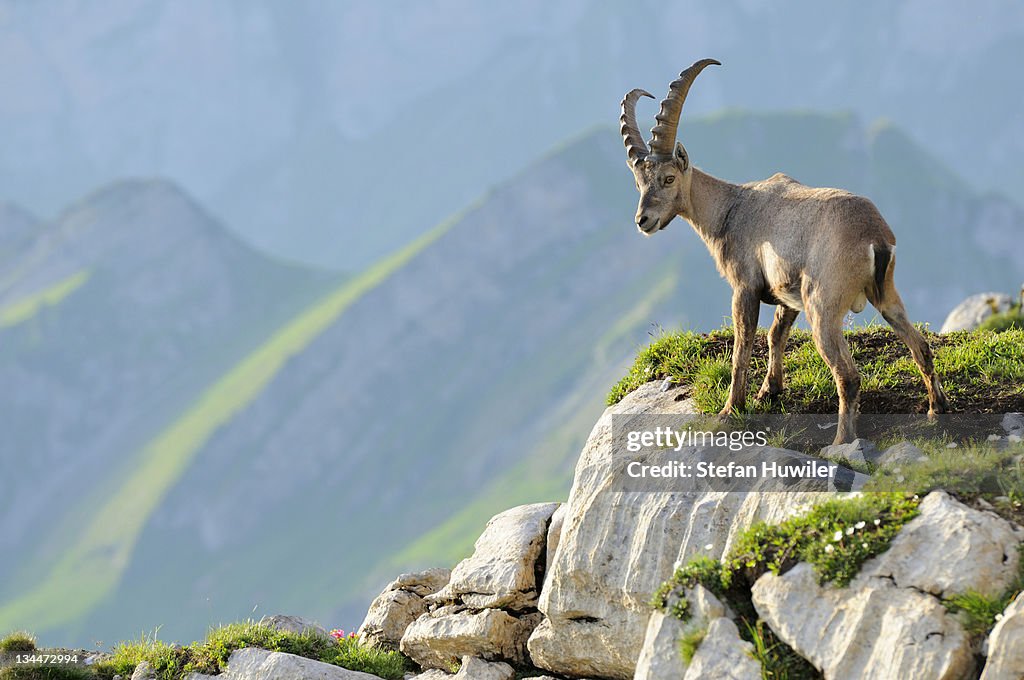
[673,142,689,171]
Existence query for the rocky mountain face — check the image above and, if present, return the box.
[0,181,331,600]
[357,381,1024,680]
[1,112,1022,648]
[2,2,1022,267]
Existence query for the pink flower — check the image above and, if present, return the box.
[329,629,345,640]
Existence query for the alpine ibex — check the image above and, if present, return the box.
[621,59,949,444]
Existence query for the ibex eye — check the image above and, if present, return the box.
[664,176,675,185]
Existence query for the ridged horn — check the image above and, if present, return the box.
[620,88,654,165]
[648,58,721,156]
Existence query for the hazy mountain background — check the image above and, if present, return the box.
[0,1,1022,648]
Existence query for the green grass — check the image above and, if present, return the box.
[0,224,451,635]
[652,494,922,679]
[0,271,90,328]
[2,622,411,680]
[0,632,36,653]
[608,326,1024,415]
[679,626,706,665]
[979,310,1024,332]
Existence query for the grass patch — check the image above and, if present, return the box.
[679,626,706,665]
[865,440,1024,525]
[608,326,1024,415]
[0,632,36,654]
[979,311,1024,332]
[89,622,408,680]
[0,271,90,328]
[652,493,922,679]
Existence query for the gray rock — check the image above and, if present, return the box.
[131,662,156,680]
[1002,412,1024,438]
[452,656,514,680]
[544,503,567,582]
[429,503,559,610]
[400,606,540,670]
[753,562,974,680]
[940,293,1013,332]
[222,647,384,679]
[526,381,835,680]
[358,568,451,650]
[682,617,761,680]
[821,438,880,467]
[635,585,726,680]
[860,491,1024,599]
[981,591,1024,680]
[258,614,330,640]
[878,440,929,467]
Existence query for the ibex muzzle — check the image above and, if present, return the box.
[621,59,949,444]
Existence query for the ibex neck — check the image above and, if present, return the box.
[683,168,741,243]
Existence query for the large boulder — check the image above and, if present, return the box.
[357,568,451,650]
[259,614,331,640]
[400,606,540,670]
[193,647,384,679]
[751,491,1023,679]
[981,592,1024,680]
[753,563,973,680]
[527,381,833,680]
[429,503,560,610]
[940,292,1012,332]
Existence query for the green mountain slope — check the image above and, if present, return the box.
[2,113,1022,647]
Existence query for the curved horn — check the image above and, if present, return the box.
[649,58,721,156]
[621,88,654,165]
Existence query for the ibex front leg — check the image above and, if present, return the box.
[720,288,760,417]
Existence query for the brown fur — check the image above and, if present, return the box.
[629,153,949,444]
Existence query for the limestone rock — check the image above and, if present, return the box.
[400,606,540,670]
[682,617,761,680]
[222,647,384,679]
[635,585,726,680]
[258,614,330,639]
[131,662,156,680]
[821,438,879,466]
[752,562,974,680]
[544,503,567,580]
[358,568,452,650]
[430,503,559,610]
[527,381,832,680]
[877,440,928,467]
[860,490,1024,599]
[452,656,514,680]
[940,292,1012,332]
[980,591,1024,680]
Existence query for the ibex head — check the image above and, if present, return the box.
[621,58,720,236]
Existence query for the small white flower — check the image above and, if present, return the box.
[874,519,881,526]
[854,521,866,530]
[846,527,855,536]
[913,494,920,501]
[995,613,1004,621]
[704,543,714,551]
[824,544,835,554]
[833,530,843,542]
[861,542,868,549]
[946,442,958,449]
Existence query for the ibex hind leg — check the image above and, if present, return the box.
[756,305,799,401]
[805,301,861,445]
[876,294,950,416]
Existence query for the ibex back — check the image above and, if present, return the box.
[621,59,949,444]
